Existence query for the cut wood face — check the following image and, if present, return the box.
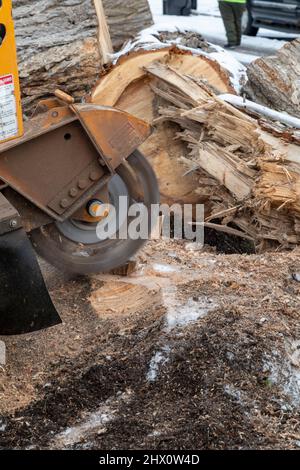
[139,123,202,206]
[92,47,235,113]
[92,49,171,110]
[91,47,236,205]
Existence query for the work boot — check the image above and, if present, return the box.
[224,43,237,49]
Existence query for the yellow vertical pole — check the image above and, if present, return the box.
[0,0,23,143]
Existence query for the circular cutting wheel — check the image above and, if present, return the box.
[30,151,159,274]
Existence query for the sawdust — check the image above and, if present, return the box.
[1,239,300,449]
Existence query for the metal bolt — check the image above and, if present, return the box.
[89,170,101,182]
[60,198,69,208]
[52,111,59,118]
[10,220,18,228]
[78,179,88,190]
[87,200,109,219]
[69,187,78,198]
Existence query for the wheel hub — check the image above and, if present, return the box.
[55,175,129,244]
[86,199,110,219]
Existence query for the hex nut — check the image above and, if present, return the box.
[60,198,69,208]
[10,220,18,228]
[89,170,101,181]
[78,179,88,190]
[69,188,78,197]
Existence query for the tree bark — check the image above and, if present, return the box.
[146,62,300,248]
[12,0,152,113]
[102,0,153,50]
[245,38,300,119]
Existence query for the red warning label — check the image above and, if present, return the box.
[0,74,18,142]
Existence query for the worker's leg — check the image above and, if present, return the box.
[233,3,246,45]
[219,1,238,46]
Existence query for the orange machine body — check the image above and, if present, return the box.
[0,0,23,143]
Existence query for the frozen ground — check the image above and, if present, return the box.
[149,0,300,64]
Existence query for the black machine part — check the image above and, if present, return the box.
[0,193,61,336]
[163,0,197,16]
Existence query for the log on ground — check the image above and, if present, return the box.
[245,38,300,119]
[13,0,153,113]
[91,46,236,205]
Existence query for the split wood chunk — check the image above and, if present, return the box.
[246,38,300,119]
[143,62,300,248]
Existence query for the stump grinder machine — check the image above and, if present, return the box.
[0,0,159,335]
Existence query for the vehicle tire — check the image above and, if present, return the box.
[242,7,259,36]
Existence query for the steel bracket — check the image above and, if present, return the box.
[0,192,22,235]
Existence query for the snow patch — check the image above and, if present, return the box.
[147,346,171,382]
[232,51,259,66]
[220,94,300,128]
[0,421,6,432]
[224,384,244,404]
[148,0,299,70]
[185,242,204,252]
[153,263,178,274]
[54,392,131,448]
[148,429,162,437]
[264,341,300,407]
[149,0,297,52]
[163,289,217,330]
[146,287,217,382]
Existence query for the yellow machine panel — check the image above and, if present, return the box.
[0,0,23,143]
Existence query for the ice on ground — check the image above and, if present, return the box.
[147,346,171,382]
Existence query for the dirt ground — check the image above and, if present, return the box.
[1,238,300,450]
